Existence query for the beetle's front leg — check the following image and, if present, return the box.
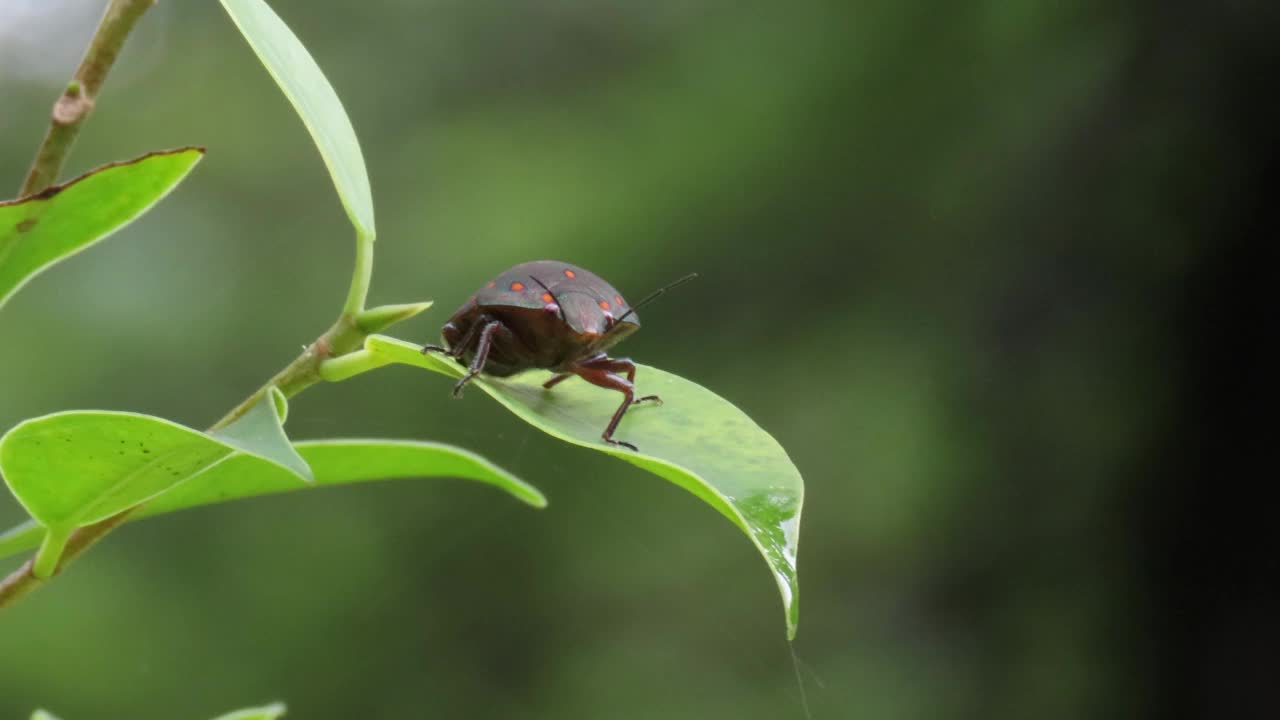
[422,321,477,359]
[451,319,504,398]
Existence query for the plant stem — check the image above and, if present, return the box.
[209,314,365,431]
[343,230,375,316]
[19,0,158,196]
[316,347,390,382]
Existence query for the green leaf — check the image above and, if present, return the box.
[0,519,39,561]
[30,710,62,720]
[139,439,545,517]
[208,703,286,720]
[0,440,543,562]
[218,0,374,239]
[0,148,204,310]
[0,392,307,575]
[365,335,805,638]
[211,390,313,483]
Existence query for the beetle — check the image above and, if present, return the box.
[422,260,694,451]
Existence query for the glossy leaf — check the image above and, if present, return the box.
[218,0,375,238]
[208,702,287,720]
[365,335,805,638]
[3,411,241,531]
[0,392,305,575]
[0,440,543,562]
[140,439,545,516]
[0,148,204,310]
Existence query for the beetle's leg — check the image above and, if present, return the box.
[570,367,638,450]
[569,359,660,451]
[452,320,502,398]
[423,322,479,359]
[580,356,661,406]
[543,373,573,390]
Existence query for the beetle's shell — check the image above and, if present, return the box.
[474,261,634,321]
[442,260,639,376]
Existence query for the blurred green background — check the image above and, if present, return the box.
[1,1,1272,718]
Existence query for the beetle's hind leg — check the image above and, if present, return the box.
[570,356,661,451]
[594,357,662,407]
[543,373,573,390]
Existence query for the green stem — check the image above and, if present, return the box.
[32,527,71,579]
[19,0,158,196]
[343,230,374,315]
[317,347,391,382]
[210,314,366,430]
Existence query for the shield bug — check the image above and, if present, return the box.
[422,260,695,451]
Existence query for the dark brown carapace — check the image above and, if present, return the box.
[423,260,693,451]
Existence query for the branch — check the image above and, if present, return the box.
[18,0,158,197]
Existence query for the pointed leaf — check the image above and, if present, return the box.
[0,440,542,562]
[365,334,805,638]
[139,439,545,516]
[0,519,39,560]
[211,389,312,483]
[218,0,374,238]
[0,148,204,310]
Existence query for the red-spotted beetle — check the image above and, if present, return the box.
[422,260,695,451]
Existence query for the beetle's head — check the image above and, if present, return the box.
[555,292,623,337]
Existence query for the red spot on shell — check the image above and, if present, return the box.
[541,292,554,303]
[486,280,496,288]
[614,295,623,306]
[510,281,525,291]
[563,269,576,278]
[598,300,611,310]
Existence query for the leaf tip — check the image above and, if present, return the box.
[356,301,434,333]
[522,488,550,509]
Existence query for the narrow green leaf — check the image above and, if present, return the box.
[218,0,374,238]
[0,148,204,310]
[139,440,545,516]
[0,519,40,560]
[209,703,286,720]
[0,441,542,562]
[365,335,805,638]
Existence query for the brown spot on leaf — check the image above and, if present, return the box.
[15,218,38,233]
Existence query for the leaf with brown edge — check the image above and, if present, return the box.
[0,147,204,310]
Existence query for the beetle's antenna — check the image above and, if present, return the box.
[614,272,698,324]
[529,275,567,322]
